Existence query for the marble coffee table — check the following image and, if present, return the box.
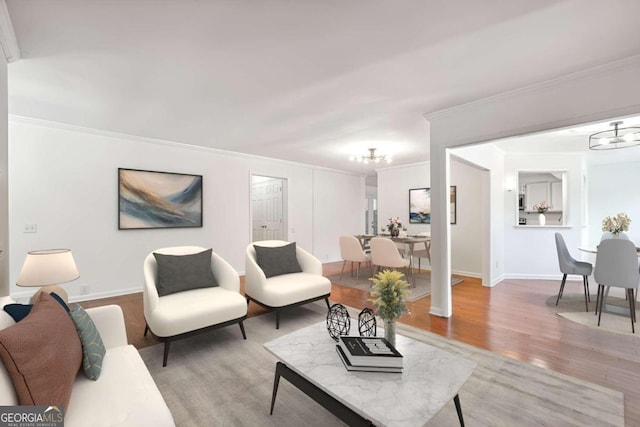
[264,322,476,426]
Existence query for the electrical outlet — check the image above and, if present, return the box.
[80,284,90,295]
[23,224,37,233]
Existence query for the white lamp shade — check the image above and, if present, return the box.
[16,249,80,287]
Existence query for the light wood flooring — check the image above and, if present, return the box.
[80,262,640,425]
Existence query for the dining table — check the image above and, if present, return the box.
[354,234,430,276]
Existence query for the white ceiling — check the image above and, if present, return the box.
[492,115,640,165]
[6,0,640,174]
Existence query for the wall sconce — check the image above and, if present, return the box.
[504,177,516,192]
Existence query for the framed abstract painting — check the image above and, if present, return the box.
[118,168,203,230]
[409,186,456,224]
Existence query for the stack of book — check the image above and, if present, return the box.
[336,336,403,373]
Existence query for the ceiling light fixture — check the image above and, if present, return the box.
[348,148,392,164]
[589,121,640,150]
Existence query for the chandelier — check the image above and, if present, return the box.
[349,148,392,164]
[589,121,640,150]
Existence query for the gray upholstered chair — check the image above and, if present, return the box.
[554,233,592,311]
[143,246,247,366]
[338,235,372,280]
[594,238,639,333]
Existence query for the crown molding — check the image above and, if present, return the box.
[8,115,362,177]
[424,54,640,122]
[0,1,19,63]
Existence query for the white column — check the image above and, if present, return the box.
[429,143,452,317]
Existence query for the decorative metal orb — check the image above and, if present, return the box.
[358,308,377,337]
[326,303,351,341]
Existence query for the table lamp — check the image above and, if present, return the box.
[16,249,79,304]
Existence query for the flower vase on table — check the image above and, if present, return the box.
[386,217,403,237]
[368,270,410,349]
[383,319,397,347]
[601,212,631,241]
[533,201,549,226]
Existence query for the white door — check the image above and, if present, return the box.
[251,176,285,242]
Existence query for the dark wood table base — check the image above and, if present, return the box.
[270,361,466,426]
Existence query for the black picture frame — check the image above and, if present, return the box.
[409,186,456,224]
[118,168,203,230]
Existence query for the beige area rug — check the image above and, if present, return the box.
[328,271,463,302]
[551,292,638,337]
[139,302,624,426]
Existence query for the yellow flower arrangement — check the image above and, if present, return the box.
[368,269,410,321]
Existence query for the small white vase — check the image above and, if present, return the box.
[601,231,629,241]
[538,213,546,226]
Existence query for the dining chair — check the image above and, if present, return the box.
[554,233,592,311]
[594,238,639,333]
[412,232,431,271]
[370,237,411,281]
[338,235,372,280]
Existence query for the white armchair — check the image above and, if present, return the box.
[143,246,247,366]
[245,240,331,329]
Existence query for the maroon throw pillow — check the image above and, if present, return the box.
[0,292,82,409]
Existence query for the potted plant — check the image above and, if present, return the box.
[368,269,410,346]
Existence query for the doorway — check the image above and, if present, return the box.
[251,175,287,242]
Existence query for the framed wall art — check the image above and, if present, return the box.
[118,168,203,230]
[409,186,457,225]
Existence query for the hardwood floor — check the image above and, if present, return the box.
[80,262,640,425]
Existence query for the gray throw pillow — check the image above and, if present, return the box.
[253,242,303,278]
[153,249,218,296]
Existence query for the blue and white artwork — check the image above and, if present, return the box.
[118,168,203,229]
[409,186,456,224]
[409,188,431,223]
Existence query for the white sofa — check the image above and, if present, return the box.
[0,299,174,426]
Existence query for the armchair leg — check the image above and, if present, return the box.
[324,297,330,309]
[162,341,171,367]
[144,323,149,337]
[276,311,280,330]
[239,321,247,339]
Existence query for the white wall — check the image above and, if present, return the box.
[376,159,483,277]
[450,144,504,286]
[426,55,640,317]
[588,161,640,244]
[503,152,584,279]
[8,118,364,301]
